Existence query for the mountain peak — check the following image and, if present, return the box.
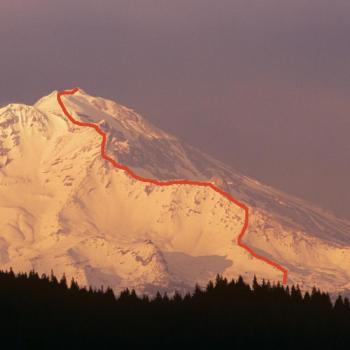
[50,88,175,141]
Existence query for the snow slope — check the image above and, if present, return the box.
[0,88,349,295]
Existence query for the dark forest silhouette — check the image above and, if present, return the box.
[0,269,349,349]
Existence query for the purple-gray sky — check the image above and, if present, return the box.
[1,0,349,219]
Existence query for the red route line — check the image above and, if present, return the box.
[57,87,288,285]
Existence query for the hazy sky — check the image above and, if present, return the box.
[1,0,349,219]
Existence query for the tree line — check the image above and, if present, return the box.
[0,269,348,348]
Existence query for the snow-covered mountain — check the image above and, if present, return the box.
[0,88,349,295]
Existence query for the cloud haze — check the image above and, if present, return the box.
[1,0,349,219]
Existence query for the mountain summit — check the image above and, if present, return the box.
[0,88,349,295]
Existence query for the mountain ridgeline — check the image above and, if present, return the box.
[0,269,348,348]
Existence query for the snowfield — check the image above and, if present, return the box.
[0,88,349,295]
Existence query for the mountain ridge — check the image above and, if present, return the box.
[57,87,288,284]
